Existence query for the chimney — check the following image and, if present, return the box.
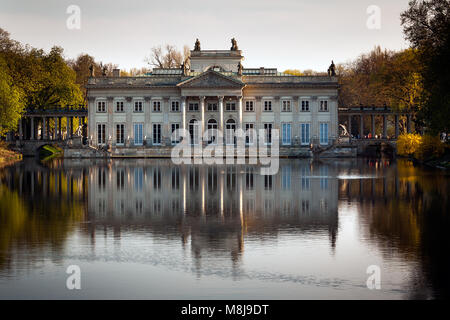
[259,67,265,75]
[112,68,120,77]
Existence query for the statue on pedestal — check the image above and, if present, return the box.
[181,58,189,76]
[327,60,336,76]
[230,38,238,51]
[194,38,201,51]
[102,65,108,77]
[89,64,94,77]
[237,61,243,75]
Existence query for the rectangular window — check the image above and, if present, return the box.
[116,124,125,145]
[282,123,291,145]
[153,101,161,112]
[116,101,124,112]
[226,102,236,111]
[188,102,199,111]
[134,123,143,145]
[97,123,106,144]
[282,100,291,112]
[153,123,161,145]
[264,123,272,144]
[319,100,328,112]
[320,123,329,145]
[264,100,272,111]
[245,123,254,145]
[134,101,143,112]
[301,123,310,145]
[171,101,179,112]
[207,103,217,111]
[245,101,254,112]
[97,101,106,112]
[171,123,180,145]
[301,100,310,112]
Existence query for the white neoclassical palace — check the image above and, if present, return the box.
[86,39,339,154]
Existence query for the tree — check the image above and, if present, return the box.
[378,49,423,113]
[67,54,118,98]
[118,67,150,77]
[401,0,450,133]
[0,56,24,135]
[338,46,394,107]
[145,44,189,69]
[283,69,303,76]
[30,46,84,109]
[338,46,423,112]
[0,28,83,111]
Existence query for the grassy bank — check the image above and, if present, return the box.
[0,142,22,167]
[397,133,450,169]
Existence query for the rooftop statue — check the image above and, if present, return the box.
[89,64,94,77]
[194,38,201,51]
[102,65,108,77]
[181,59,189,76]
[237,61,243,75]
[327,60,336,77]
[230,38,238,51]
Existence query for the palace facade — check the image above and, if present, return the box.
[86,40,339,153]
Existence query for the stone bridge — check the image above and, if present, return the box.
[8,106,88,156]
[337,106,411,156]
[338,106,412,139]
[350,139,396,157]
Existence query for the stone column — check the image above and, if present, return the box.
[107,97,114,146]
[87,97,95,145]
[274,96,281,145]
[67,116,72,139]
[311,96,318,144]
[53,117,58,140]
[293,96,299,146]
[347,115,352,138]
[58,117,62,140]
[255,96,262,132]
[200,96,205,143]
[383,115,387,139]
[360,115,364,139]
[144,96,151,145]
[181,96,187,131]
[394,114,399,138]
[30,117,35,140]
[42,117,47,140]
[371,115,375,138]
[406,114,411,133]
[163,97,170,146]
[19,118,23,140]
[218,96,224,132]
[237,95,243,130]
[274,96,281,131]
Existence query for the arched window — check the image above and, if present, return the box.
[189,119,199,145]
[225,119,236,145]
[207,119,218,144]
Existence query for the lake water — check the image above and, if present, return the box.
[0,158,448,299]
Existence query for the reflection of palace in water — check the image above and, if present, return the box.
[86,159,339,263]
[1,158,449,298]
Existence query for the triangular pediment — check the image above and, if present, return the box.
[177,70,245,88]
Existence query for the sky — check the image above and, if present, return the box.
[0,0,411,72]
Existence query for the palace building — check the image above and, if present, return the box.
[86,39,339,155]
